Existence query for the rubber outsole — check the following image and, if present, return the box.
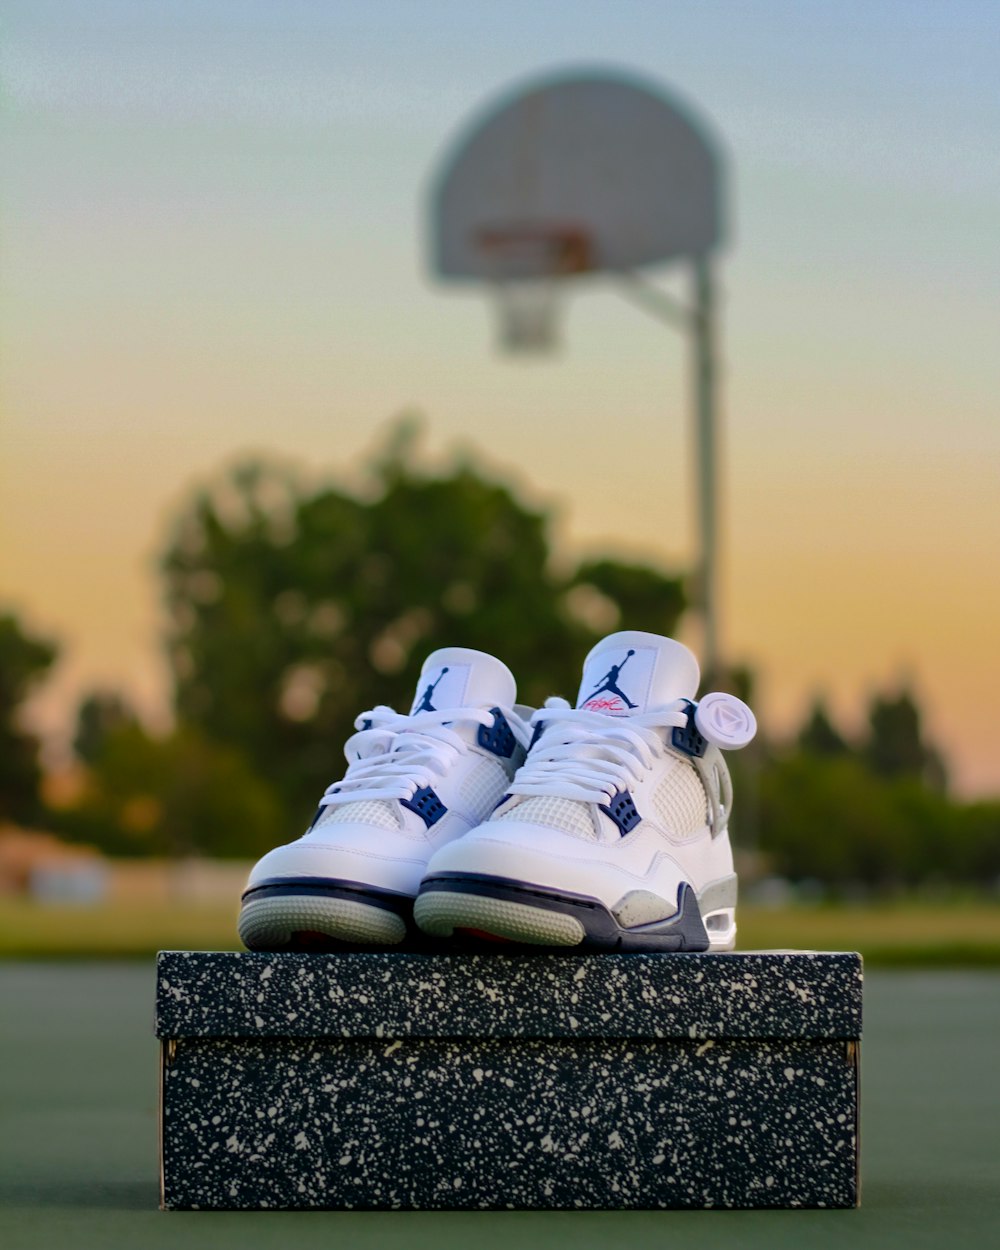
[415,892,586,946]
[414,873,712,952]
[238,877,410,950]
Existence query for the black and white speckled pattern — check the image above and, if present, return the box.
[156,951,862,1041]
[157,951,861,1211]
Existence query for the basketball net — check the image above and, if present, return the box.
[477,226,592,353]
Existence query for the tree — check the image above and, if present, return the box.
[55,718,283,859]
[757,684,974,890]
[0,611,58,824]
[863,689,948,792]
[758,753,911,888]
[797,698,849,758]
[160,422,687,818]
[74,691,141,765]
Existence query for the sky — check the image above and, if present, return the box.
[2,0,999,794]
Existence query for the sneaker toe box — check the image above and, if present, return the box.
[423,820,652,902]
[246,827,429,897]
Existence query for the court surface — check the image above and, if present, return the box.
[1,963,998,1248]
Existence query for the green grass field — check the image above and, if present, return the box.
[1,962,998,1248]
[2,896,999,964]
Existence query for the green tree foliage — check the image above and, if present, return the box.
[757,687,997,889]
[570,559,684,641]
[55,718,283,859]
[74,691,141,765]
[0,611,58,825]
[160,424,686,821]
[797,698,849,758]
[862,689,948,792]
[759,754,927,888]
[952,800,1000,883]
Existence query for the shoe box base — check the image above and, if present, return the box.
[156,949,861,1210]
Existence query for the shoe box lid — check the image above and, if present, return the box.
[155,950,862,1042]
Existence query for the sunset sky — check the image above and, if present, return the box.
[3,1,998,794]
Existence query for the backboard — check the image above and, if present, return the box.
[430,69,725,284]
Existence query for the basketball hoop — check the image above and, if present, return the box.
[429,70,726,671]
[476,225,592,353]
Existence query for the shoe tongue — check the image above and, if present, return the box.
[410,647,516,714]
[576,631,699,717]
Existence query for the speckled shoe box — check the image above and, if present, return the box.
[156,950,862,1211]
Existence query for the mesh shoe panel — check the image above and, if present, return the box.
[495,795,598,840]
[652,759,708,837]
[317,800,401,830]
[457,757,510,816]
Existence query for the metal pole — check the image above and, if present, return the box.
[693,257,719,680]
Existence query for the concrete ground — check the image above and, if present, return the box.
[1,963,998,1249]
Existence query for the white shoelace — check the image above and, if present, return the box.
[509,697,690,805]
[319,705,524,809]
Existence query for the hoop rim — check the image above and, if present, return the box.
[474,222,594,280]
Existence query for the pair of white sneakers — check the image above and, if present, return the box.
[238,630,756,954]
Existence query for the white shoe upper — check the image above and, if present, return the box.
[245,648,530,898]
[422,631,755,916]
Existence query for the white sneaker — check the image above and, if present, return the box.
[414,631,755,952]
[238,648,530,949]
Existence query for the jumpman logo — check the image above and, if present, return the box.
[415,668,449,712]
[582,650,637,709]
